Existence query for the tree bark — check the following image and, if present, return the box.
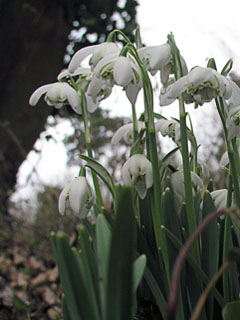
[0,0,71,213]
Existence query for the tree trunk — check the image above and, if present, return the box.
[0,0,71,214]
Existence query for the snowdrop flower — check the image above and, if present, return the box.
[155,118,181,143]
[210,189,228,211]
[111,121,145,144]
[122,154,153,199]
[160,66,233,107]
[58,176,95,218]
[89,53,142,105]
[29,82,81,114]
[138,44,187,85]
[68,42,120,73]
[93,54,140,87]
[226,106,240,140]
[171,170,204,201]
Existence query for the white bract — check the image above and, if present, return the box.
[122,154,153,199]
[111,121,145,144]
[58,176,95,218]
[138,44,187,85]
[171,170,203,200]
[210,189,228,211]
[160,66,233,107]
[29,82,82,114]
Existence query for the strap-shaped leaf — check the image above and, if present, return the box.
[51,232,101,320]
[79,154,115,199]
[105,186,135,320]
[133,254,146,293]
[96,214,112,317]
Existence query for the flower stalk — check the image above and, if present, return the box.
[168,33,200,262]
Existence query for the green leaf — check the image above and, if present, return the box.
[162,226,225,308]
[143,267,167,318]
[162,186,182,271]
[133,255,146,293]
[51,232,100,320]
[105,186,136,320]
[78,227,101,317]
[96,214,112,317]
[79,154,116,199]
[201,191,220,278]
[222,301,240,320]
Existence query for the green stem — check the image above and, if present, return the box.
[222,174,233,301]
[179,96,199,262]
[80,91,104,209]
[168,33,199,262]
[141,66,171,286]
[216,97,240,208]
[131,103,138,143]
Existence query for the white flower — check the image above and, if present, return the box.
[111,121,145,144]
[68,42,120,73]
[93,54,140,87]
[155,118,181,143]
[160,66,233,107]
[29,82,82,114]
[210,189,228,211]
[58,176,95,218]
[138,44,188,85]
[122,154,153,199]
[226,106,240,140]
[171,170,204,200]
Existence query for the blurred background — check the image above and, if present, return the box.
[1,0,240,318]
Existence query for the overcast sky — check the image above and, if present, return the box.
[13,0,240,202]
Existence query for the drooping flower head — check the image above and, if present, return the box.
[29,82,82,114]
[138,44,188,85]
[58,176,95,219]
[210,189,228,211]
[122,154,153,199]
[171,170,203,201]
[160,66,234,107]
[155,118,181,144]
[111,121,145,145]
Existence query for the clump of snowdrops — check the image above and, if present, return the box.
[29,27,240,320]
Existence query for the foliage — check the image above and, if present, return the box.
[29,26,240,320]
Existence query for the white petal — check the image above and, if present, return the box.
[93,53,117,77]
[69,177,89,214]
[227,80,240,108]
[86,94,99,113]
[58,183,71,215]
[64,84,82,114]
[68,45,99,73]
[29,83,55,106]
[187,67,214,86]
[91,42,120,67]
[111,123,133,144]
[113,56,133,86]
[138,44,170,71]
[125,82,141,105]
